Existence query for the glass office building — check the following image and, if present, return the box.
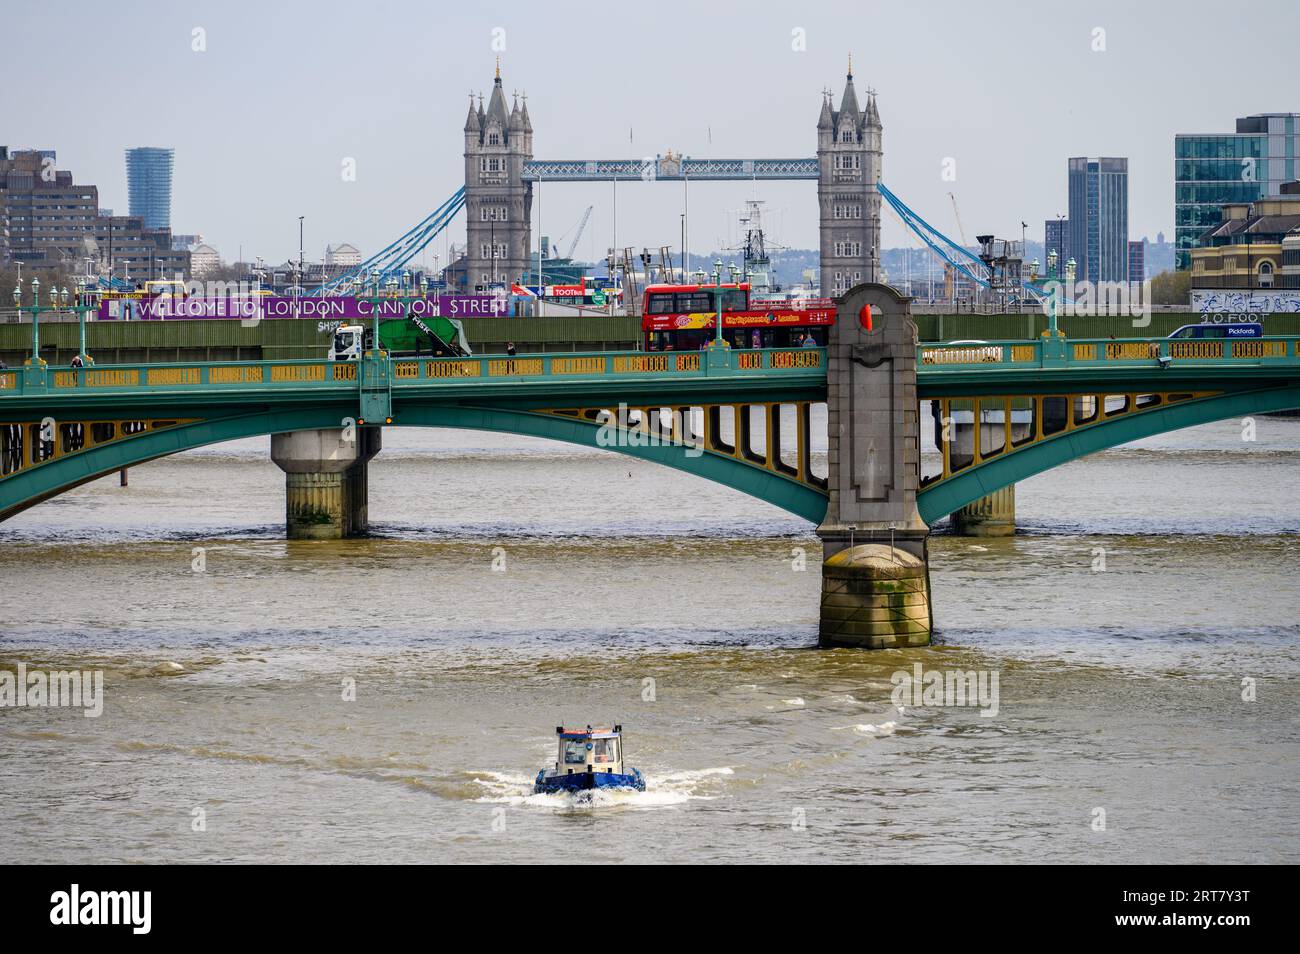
[1174,114,1299,270]
[1044,218,1068,268]
[1068,157,1129,284]
[125,146,174,231]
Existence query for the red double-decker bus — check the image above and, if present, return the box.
[641,282,835,351]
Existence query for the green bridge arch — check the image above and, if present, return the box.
[0,401,829,525]
[916,385,1300,524]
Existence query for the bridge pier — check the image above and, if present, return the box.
[951,486,1016,536]
[271,427,381,539]
[935,402,1031,536]
[818,284,932,648]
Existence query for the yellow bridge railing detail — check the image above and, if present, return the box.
[551,356,607,375]
[84,369,141,388]
[1232,340,1287,358]
[771,350,822,369]
[613,355,669,373]
[146,367,201,386]
[210,365,265,384]
[425,360,480,378]
[487,358,544,376]
[270,364,327,382]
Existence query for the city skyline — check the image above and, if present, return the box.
[2,0,1296,267]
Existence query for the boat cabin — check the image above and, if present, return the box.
[552,725,625,777]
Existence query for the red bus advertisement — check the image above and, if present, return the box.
[641,283,835,351]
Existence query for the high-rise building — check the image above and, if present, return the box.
[1067,157,1129,284]
[1174,113,1300,270]
[1044,218,1069,269]
[461,65,532,292]
[125,146,174,231]
[816,61,882,296]
[1128,239,1145,284]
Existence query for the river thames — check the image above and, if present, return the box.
[1,412,1297,863]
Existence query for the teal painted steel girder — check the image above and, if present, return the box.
[0,349,828,416]
[395,404,830,523]
[4,339,1299,414]
[917,384,1300,523]
[0,400,829,525]
[0,405,354,523]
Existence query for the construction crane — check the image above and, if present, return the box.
[947,191,970,249]
[565,205,594,259]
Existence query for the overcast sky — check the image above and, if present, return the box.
[4,0,1295,267]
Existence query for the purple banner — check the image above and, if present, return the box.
[98,294,508,321]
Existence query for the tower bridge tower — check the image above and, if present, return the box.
[817,59,882,294]
[462,62,533,292]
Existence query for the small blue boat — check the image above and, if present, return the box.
[534,724,646,794]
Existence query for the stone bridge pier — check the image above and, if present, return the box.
[271,426,381,539]
[817,284,932,648]
[937,406,1034,536]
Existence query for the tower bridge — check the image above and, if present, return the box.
[454,62,880,297]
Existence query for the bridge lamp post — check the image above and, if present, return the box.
[12,283,22,354]
[369,268,382,355]
[1060,258,1077,333]
[712,258,725,347]
[75,279,92,366]
[1042,249,1062,339]
[27,277,42,366]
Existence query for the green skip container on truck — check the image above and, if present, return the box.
[329,312,472,361]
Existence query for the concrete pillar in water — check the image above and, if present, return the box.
[270,427,381,539]
[820,544,931,648]
[817,283,933,648]
[952,485,1016,536]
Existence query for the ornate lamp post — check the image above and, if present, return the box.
[27,277,42,366]
[369,268,383,355]
[75,279,93,366]
[712,258,725,347]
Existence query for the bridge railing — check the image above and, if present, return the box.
[0,347,825,397]
[398,347,824,381]
[917,336,1300,369]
